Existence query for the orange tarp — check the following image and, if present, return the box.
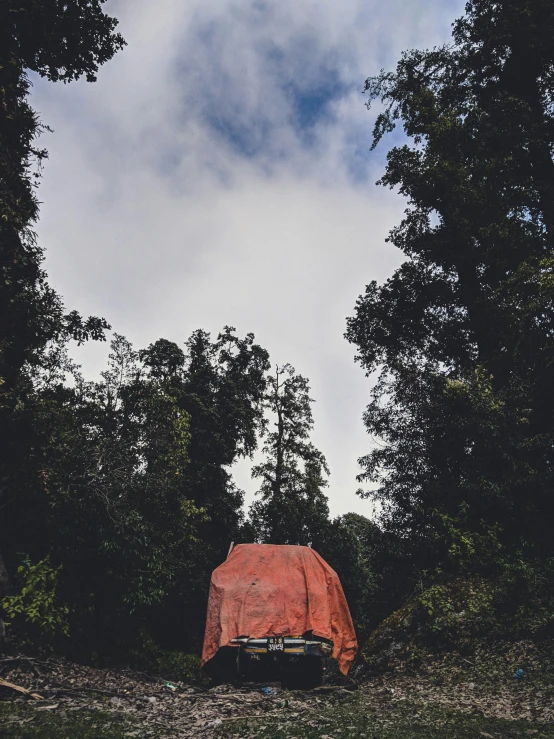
[201,543,357,675]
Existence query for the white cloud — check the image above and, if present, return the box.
[30,0,465,518]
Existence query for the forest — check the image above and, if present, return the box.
[2,1,554,728]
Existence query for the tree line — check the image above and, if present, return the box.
[0,319,375,658]
[346,0,554,633]
[0,0,375,654]
[2,0,554,668]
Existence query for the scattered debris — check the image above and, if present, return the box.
[0,676,44,700]
[1,645,554,737]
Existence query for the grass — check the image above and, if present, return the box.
[0,702,156,739]
[2,689,553,739]
[218,692,554,739]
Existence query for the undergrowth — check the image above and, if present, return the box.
[220,695,554,739]
[361,567,554,670]
[0,703,156,739]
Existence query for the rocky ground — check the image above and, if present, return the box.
[1,647,554,738]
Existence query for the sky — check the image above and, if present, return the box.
[30,0,465,519]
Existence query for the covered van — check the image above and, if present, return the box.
[202,543,357,685]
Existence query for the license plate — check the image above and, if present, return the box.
[268,637,284,651]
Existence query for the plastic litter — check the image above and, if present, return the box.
[261,687,275,695]
[165,682,178,692]
[514,668,524,679]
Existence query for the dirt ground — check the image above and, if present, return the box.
[1,652,554,738]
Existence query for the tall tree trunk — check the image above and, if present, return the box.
[0,548,10,643]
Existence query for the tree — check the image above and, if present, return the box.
[0,0,125,604]
[346,0,554,582]
[179,327,270,547]
[318,513,381,639]
[0,333,207,652]
[135,328,271,651]
[0,0,125,400]
[1,1,125,83]
[249,365,330,546]
[1,326,272,654]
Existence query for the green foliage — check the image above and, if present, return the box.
[128,631,207,684]
[1,556,69,639]
[361,577,496,668]
[0,0,380,675]
[0,0,123,416]
[0,0,123,652]
[318,513,381,640]
[362,556,554,669]
[431,503,503,575]
[249,364,331,546]
[180,327,270,550]
[1,327,273,658]
[0,1,126,82]
[496,557,554,636]
[153,651,205,685]
[0,702,148,739]
[346,0,554,622]
[415,579,494,638]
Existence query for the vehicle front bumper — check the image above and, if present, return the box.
[230,636,332,659]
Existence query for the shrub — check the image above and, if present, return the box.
[127,631,206,684]
[1,556,69,642]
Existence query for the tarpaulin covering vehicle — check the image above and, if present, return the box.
[201,543,357,686]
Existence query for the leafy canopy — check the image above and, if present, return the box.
[346,0,554,584]
[0,0,126,81]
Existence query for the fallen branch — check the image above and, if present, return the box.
[41,687,83,698]
[43,684,124,698]
[0,676,44,700]
[24,656,42,678]
[0,655,54,668]
[67,685,122,697]
[120,668,166,684]
[203,693,262,703]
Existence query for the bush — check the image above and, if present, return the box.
[1,556,69,644]
[127,631,207,684]
[361,557,554,671]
